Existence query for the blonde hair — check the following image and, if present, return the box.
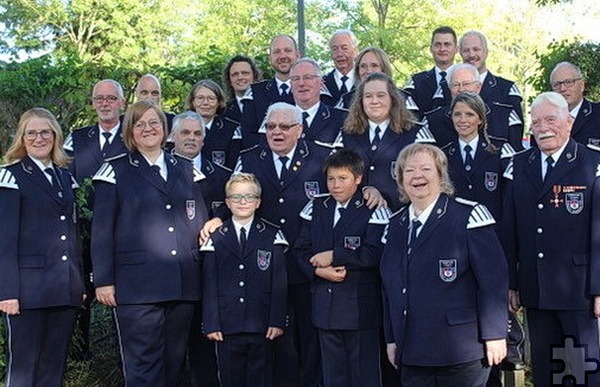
[395,143,454,203]
[4,108,69,167]
[225,173,262,197]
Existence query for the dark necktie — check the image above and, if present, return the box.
[302,111,310,129]
[439,71,450,100]
[340,75,349,94]
[240,226,247,254]
[408,219,422,249]
[371,126,381,152]
[279,156,289,183]
[101,132,112,156]
[544,155,555,181]
[280,83,289,96]
[45,167,63,198]
[151,165,164,181]
[335,207,346,226]
[464,144,474,172]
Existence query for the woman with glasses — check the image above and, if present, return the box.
[341,72,435,211]
[91,101,208,386]
[186,79,241,169]
[0,108,85,386]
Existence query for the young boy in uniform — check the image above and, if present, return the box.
[295,149,391,387]
[201,173,288,387]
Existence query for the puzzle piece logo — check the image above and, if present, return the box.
[552,336,600,385]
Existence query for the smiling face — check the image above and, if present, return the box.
[452,101,482,142]
[132,108,165,154]
[226,181,261,223]
[460,34,487,73]
[24,117,55,164]
[326,166,361,204]
[531,100,573,155]
[229,61,254,96]
[330,33,358,75]
[265,109,302,156]
[358,51,383,81]
[362,79,391,124]
[192,86,219,121]
[402,151,442,209]
[93,81,125,127]
[269,35,300,78]
[290,61,322,109]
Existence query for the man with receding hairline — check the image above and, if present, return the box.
[323,30,359,104]
[134,73,175,134]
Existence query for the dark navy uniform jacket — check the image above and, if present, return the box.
[426,102,524,150]
[240,79,296,148]
[235,140,332,284]
[323,70,354,106]
[572,99,600,146]
[295,193,391,330]
[203,114,242,170]
[201,218,288,334]
[340,124,435,211]
[64,122,128,184]
[443,139,515,223]
[301,103,346,144]
[91,151,208,304]
[0,157,84,309]
[223,99,243,123]
[336,88,422,121]
[380,195,508,366]
[502,139,600,310]
[404,68,451,115]
[479,71,523,121]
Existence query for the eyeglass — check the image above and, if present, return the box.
[24,129,54,141]
[551,78,582,90]
[227,194,260,203]
[93,95,120,103]
[450,80,480,89]
[194,95,217,103]
[290,75,321,82]
[266,123,299,132]
[134,120,162,130]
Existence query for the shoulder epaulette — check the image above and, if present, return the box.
[320,84,332,98]
[432,85,444,100]
[193,166,206,182]
[105,153,127,162]
[273,229,289,247]
[93,163,116,184]
[313,193,330,198]
[455,197,478,207]
[587,144,600,153]
[71,176,80,190]
[423,106,442,116]
[503,158,514,180]
[440,142,454,151]
[232,125,242,140]
[299,200,314,221]
[199,237,215,252]
[260,218,282,229]
[509,84,522,98]
[369,206,392,225]
[239,144,259,154]
[240,86,253,101]
[233,157,243,174]
[0,168,18,190]
[404,95,419,111]
[462,202,496,229]
[500,143,517,159]
[213,162,233,173]
[415,123,436,144]
[223,116,240,126]
[492,101,513,109]
[63,134,74,152]
[313,140,338,149]
[508,110,523,126]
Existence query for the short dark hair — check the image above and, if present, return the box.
[222,55,263,101]
[431,26,457,45]
[322,148,364,178]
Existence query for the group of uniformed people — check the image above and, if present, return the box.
[1,24,600,387]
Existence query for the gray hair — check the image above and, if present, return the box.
[531,92,570,118]
[329,29,359,49]
[93,79,124,99]
[172,111,206,137]
[136,74,162,90]
[291,57,322,77]
[550,61,583,81]
[447,63,480,85]
[459,30,488,52]
[266,102,302,124]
